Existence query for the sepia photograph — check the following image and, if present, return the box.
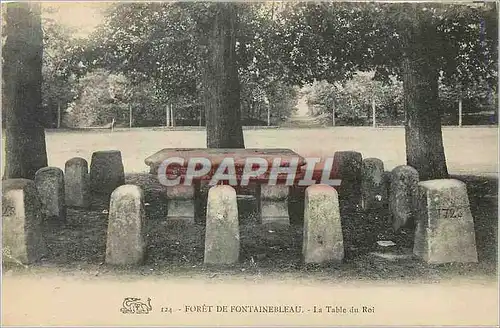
[1,1,499,326]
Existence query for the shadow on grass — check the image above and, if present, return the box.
[9,173,495,281]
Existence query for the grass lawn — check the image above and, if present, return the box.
[2,127,498,282]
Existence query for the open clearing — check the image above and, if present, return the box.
[40,126,498,176]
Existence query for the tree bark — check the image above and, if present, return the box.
[57,102,61,129]
[331,100,336,127]
[402,5,448,181]
[2,3,48,179]
[458,98,463,127]
[371,98,376,128]
[204,3,245,148]
[129,104,132,128]
[171,104,175,127]
[166,103,171,127]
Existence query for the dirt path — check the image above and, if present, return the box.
[3,272,498,326]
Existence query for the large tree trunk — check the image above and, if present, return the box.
[2,3,48,179]
[402,5,448,181]
[204,3,245,148]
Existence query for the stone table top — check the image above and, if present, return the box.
[145,148,307,175]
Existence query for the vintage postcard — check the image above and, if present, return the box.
[1,1,498,326]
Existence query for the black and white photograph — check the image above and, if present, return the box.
[1,1,498,326]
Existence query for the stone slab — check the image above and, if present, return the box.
[145,148,307,175]
[65,157,90,208]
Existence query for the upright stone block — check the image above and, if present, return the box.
[413,179,478,264]
[333,151,362,208]
[303,185,344,264]
[89,150,125,197]
[389,165,419,231]
[361,158,387,210]
[259,184,290,224]
[65,157,90,208]
[204,185,240,265]
[105,185,146,265]
[166,185,196,223]
[2,179,46,264]
[34,167,66,221]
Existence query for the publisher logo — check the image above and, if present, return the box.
[120,297,152,314]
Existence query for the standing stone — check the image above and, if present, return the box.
[2,179,46,264]
[303,184,344,264]
[259,184,290,224]
[34,167,66,221]
[333,151,362,208]
[204,185,239,265]
[65,157,90,208]
[389,165,419,231]
[105,185,146,265]
[361,158,387,210]
[413,179,478,264]
[89,150,125,197]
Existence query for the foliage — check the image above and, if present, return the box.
[64,69,130,127]
[40,6,94,127]
[83,3,202,97]
[64,68,199,128]
[439,76,497,116]
[79,3,302,125]
[302,72,404,125]
[39,2,497,128]
[279,2,497,132]
[240,77,298,124]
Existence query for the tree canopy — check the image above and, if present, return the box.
[10,2,496,177]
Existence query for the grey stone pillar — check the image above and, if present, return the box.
[204,185,240,265]
[105,185,147,265]
[2,179,47,264]
[303,184,344,264]
[389,165,419,231]
[34,167,66,222]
